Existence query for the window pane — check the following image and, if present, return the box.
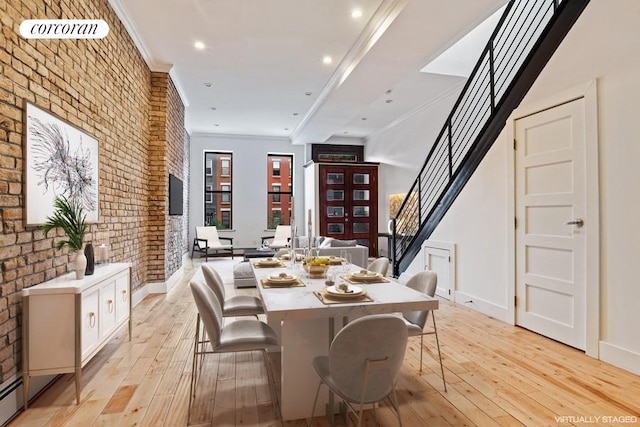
[327,190,344,201]
[269,210,283,228]
[353,173,369,184]
[204,152,233,229]
[353,222,369,233]
[353,206,369,217]
[327,206,344,217]
[353,190,369,201]
[327,173,344,184]
[267,154,293,228]
[205,193,232,228]
[327,223,344,234]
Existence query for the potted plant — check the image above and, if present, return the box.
[44,196,88,279]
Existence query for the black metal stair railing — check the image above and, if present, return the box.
[391,0,590,276]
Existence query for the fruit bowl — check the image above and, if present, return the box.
[303,263,329,278]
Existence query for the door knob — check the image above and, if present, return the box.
[565,218,584,227]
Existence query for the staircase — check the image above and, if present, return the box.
[391,0,590,277]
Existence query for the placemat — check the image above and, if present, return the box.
[313,290,374,305]
[260,277,305,288]
[253,261,286,268]
[341,275,390,284]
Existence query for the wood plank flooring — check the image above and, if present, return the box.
[10,258,640,426]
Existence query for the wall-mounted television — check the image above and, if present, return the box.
[168,174,183,216]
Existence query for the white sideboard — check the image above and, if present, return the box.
[21,263,132,408]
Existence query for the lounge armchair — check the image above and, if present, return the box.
[191,226,234,261]
[261,225,291,249]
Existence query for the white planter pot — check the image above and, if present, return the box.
[74,251,87,279]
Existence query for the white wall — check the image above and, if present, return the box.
[366,84,464,224]
[189,134,305,248]
[365,0,640,374]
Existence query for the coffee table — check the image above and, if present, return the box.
[243,248,276,260]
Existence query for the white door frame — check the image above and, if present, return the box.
[506,80,600,357]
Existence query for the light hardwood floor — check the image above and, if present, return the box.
[11,258,640,426]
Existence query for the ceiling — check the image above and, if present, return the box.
[108,0,508,144]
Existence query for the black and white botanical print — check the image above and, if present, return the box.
[29,117,96,210]
[25,103,99,225]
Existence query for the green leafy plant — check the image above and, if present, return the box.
[43,196,87,252]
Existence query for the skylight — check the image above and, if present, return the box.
[420,5,507,78]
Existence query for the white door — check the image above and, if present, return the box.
[515,98,586,350]
[423,242,455,300]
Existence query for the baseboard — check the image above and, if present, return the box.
[454,290,510,323]
[146,257,187,294]
[0,374,56,426]
[599,341,640,375]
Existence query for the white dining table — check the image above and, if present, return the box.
[251,259,439,421]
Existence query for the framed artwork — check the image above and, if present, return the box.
[24,102,99,225]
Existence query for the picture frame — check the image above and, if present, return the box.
[24,102,99,225]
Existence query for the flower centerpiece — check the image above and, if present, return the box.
[43,196,88,279]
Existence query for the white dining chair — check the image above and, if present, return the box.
[309,314,408,427]
[188,279,280,424]
[201,263,264,318]
[367,257,390,276]
[402,270,446,391]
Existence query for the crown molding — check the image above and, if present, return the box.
[108,0,189,107]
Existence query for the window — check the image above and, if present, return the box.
[205,185,213,203]
[204,151,233,229]
[221,158,230,176]
[221,210,231,229]
[221,184,230,203]
[267,154,293,228]
[272,160,281,177]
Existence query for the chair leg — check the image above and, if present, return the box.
[419,334,424,374]
[308,381,323,427]
[261,350,280,418]
[431,312,447,392]
[388,387,403,427]
[188,314,201,424]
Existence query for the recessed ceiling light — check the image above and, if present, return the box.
[305,92,312,96]
[194,41,205,50]
[322,56,333,65]
[351,9,363,18]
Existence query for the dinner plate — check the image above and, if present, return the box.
[266,274,298,285]
[325,284,365,298]
[327,256,345,265]
[348,271,382,282]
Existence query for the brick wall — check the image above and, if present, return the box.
[0,0,186,385]
[148,72,187,281]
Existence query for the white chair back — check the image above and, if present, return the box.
[201,263,226,300]
[403,270,437,328]
[189,279,224,348]
[367,257,390,276]
[329,314,407,403]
